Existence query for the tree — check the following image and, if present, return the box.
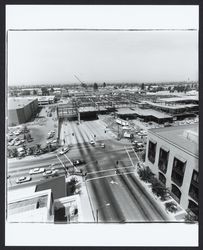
[41,87,49,96]
[141,83,145,90]
[12,148,18,158]
[93,83,98,91]
[33,90,37,95]
[103,82,106,88]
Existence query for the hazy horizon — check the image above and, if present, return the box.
[8,30,198,86]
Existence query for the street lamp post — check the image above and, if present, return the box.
[96,203,110,223]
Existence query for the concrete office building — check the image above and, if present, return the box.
[8,97,38,126]
[7,189,54,223]
[145,124,198,217]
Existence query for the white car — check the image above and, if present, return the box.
[90,140,95,145]
[52,139,58,144]
[100,143,105,148]
[8,140,15,146]
[59,147,70,155]
[43,169,58,177]
[16,176,32,184]
[14,140,22,146]
[29,168,45,175]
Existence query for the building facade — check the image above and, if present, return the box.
[8,97,38,126]
[145,124,198,218]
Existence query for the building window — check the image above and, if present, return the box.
[159,172,166,186]
[171,184,181,203]
[158,148,169,174]
[188,199,198,217]
[148,140,157,164]
[171,157,186,187]
[189,170,199,202]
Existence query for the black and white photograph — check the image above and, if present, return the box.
[5,5,199,246]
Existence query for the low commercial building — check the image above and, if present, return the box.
[116,107,173,124]
[144,101,198,119]
[145,124,198,218]
[8,97,38,126]
[38,96,56,106]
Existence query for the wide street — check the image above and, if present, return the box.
[7,120,170,222]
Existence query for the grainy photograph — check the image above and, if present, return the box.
[5,4,199,246]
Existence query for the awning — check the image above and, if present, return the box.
[149,138,157,145]
[160,145,169,153]
[174,154,187,163]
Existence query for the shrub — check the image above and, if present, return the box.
[138,166,155,183]
[151,179,169,201]
[184,209,198,222]
[165,202,178,213]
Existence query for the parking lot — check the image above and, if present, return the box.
[7,106,59,158]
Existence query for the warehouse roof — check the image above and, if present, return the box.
[8,97,37,110]
[149,124,198,157]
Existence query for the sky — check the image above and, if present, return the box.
[8,30,198,85]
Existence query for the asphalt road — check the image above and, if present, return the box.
[7,120,170,222]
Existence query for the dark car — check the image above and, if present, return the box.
[72,159,86,166]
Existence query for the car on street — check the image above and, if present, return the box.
[29,167,45,175]
[100,143,105,148]
[90,140,95,145]
[43,169,58,177]
[59,147,70,155]
[52,139,58,144]
[16,176,32,184]
[72,159,86,166]
[132,140,139,146]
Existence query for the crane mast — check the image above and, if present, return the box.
[74,75,87,88]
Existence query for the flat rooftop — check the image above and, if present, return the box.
[78,107,97,112]
[146,101,198,110]
[158,96,199,103]
[8,97,37,110]
[150,124,198,157]
[38,95,55,101]
[117,107,172,119]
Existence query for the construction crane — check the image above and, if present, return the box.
[74,75,87,89]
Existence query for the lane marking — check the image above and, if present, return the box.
[87,166,135,175]
[124,146,135,167]
[86,171,136,182]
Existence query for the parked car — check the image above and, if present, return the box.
[29,167,45,175]
[59,147,70,155]
[100,143,105,148]
[14,140,22,146]
[16,176,32,184]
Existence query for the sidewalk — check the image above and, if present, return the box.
[79,180,95,223]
